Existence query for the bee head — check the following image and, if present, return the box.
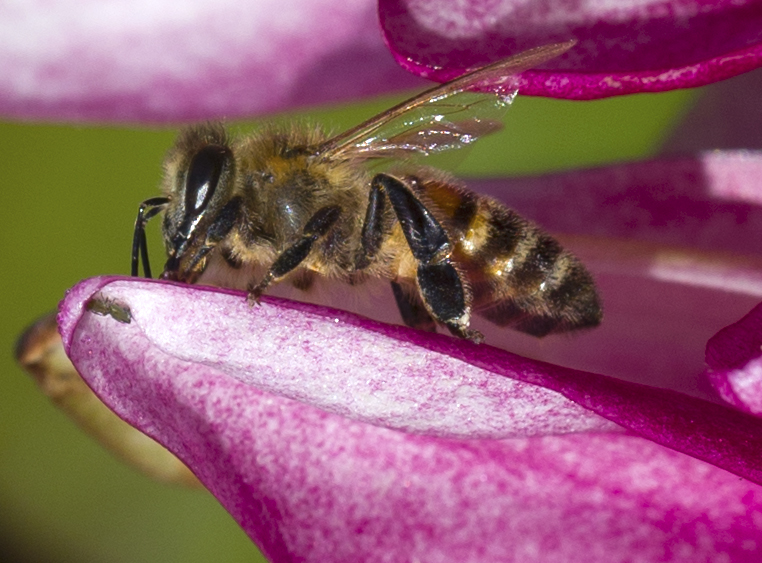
[160,124,237,283]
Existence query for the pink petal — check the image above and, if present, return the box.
[0,0,422,122]
[381,0,762,98]
[706,303,762,416]
[59,277,620,441]
[59,277,762,562]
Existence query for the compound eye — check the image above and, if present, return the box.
[185,145,230,217]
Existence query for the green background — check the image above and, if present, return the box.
[0,86,694,562]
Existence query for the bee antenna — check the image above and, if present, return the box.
[131,197,169,278]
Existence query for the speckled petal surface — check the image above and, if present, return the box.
[58,276,762,562]
[381,0,762,98]
[0,0,422,122]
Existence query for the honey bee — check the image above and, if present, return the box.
[131,41,601,343]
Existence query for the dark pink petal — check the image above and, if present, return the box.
[0,0,422,122]
[59,277,762,562]
[381,0,762,98]
[706,303,762,416]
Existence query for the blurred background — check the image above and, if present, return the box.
[1,85,695,562]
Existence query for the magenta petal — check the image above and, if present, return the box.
[59,277,762,560]
[706,303,762,416]
[0,0,422,122]
[381,0,762,98]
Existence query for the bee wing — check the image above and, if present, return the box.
[316,41,574,161]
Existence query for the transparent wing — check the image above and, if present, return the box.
[316,41,574,162]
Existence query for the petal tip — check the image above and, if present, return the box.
[57,276,127,352]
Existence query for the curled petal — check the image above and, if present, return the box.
[58,277,762,561]
[58,278,620,441]
[0,0,422,122]
[706,303,762,416]
[381,0,762,98]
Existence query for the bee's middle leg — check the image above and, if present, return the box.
[247,205,341,303]
[370,173,483,343]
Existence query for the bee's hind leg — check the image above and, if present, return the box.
[355,181,435,333]
[390,281,438,333]
[371,174,483,343]
[248,205,341,303]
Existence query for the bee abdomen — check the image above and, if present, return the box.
[414,177,601,337]
[456,198,602,337]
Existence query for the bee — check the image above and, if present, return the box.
[131,41,601,344]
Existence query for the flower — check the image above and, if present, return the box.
[58,258,762,562]
[9,0,762,562]
[55,146,762,561]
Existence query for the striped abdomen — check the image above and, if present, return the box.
[419,177,602,337]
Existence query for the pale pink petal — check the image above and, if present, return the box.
[57,277,762,489]
[0,0,422,122]
[471,152,762,250]
[7,0,761,122]
[59,277,762,562]
[381,0,762,98]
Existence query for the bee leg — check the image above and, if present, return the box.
[247,205,342,304]
[131,197,169,278]
[355,175,386,269]
[416,262,484,343]
[372,174,484,343]
[390,281,438,333]
[358,180,438,333]
[291,270,316,292]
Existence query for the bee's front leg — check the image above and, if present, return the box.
[247,205,342,304]
[131,197,170,278]
[371,174,483,343]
